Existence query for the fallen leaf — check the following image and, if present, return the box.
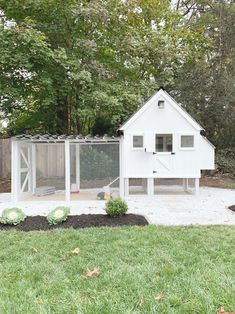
[34,299,43,304]
[154,293,164,301]
[32,247,39,253]
[218,306,235,314]
[71,248,80,254]
[60,248,80,261]
[139,298,144,306]
[82,267,100,279]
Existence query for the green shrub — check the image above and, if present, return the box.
[47,207,70,225]
[216,148,235,176]
[0,208,26,225]
[104,198,128,216]
[80,145,119,180]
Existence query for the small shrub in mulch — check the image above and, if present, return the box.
[0,208,26,225]
[105,198,128,216]
[47,207,70,225]
[0,214,148,232]
[228,205,235,212]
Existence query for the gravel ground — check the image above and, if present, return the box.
[0,187,234,225]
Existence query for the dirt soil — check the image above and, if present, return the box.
[0,178,11,193]
[0,214,148,231]
[200,175,235,189]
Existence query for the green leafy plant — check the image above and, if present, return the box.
[47,207,70,225]
[104,198,128,217]
[216,148,235,176]
[0,208,26,225]
[80,145,115,180]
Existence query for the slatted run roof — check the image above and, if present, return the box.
[13,134,120,143]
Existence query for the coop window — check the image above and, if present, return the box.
[155,134,172,152]
[181,135,194,148]
[133,135,143,148]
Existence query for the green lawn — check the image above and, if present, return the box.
[0,226,234,314]
[224,182,235,189]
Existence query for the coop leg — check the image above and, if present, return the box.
[183,178,188,192]
[147,178,154,196]
[124,178,129,197]
[195,178,200,196]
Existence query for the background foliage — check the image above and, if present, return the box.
[80,144,119,181]
[0,0,234,172]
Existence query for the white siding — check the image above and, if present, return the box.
[121,91,215,179]
[199,137,215,170]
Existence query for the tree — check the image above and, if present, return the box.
[0,0,206,135]
[173,0,235,149]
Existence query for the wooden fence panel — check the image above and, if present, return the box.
[36,144,65,178]
[0,138,11,178]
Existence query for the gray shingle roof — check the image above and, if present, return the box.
[12,134,120,143]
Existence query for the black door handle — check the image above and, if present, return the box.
[171,152,175,155]
[153,170,157,173]
[153,152,157,155]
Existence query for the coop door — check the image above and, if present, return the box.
[19,145,31,194]
[154,154,173,174]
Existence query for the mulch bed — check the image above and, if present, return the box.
[228,205,235,212]
[0,214,148,232]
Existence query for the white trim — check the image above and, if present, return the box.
[31,143,36,194]
[20,168,29,173]
[119,89,203,131]
[183,178,188,192]
[75,144,80,190]
[119,137,124,198]
[195,178,200,196]
[19,145,31,195]
[20,148,29,168]
[21,172,29,193]
[124,178,129,196]
[11,141,19,203]
[65,141,71,202]
[147,178,154,196]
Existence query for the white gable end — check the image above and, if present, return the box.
[119,89,204,132]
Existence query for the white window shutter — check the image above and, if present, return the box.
[145,132,155,152]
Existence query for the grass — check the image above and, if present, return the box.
[0,226,234,314]
[224,182,235,189]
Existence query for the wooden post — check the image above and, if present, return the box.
[195,178,200,196]
[31,143,36,194]
[11,141,19,203]
[75,144,80,190]
[65,141,70,202]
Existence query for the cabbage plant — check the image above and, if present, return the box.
[0,208,26,225]
[47,207,70,225]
